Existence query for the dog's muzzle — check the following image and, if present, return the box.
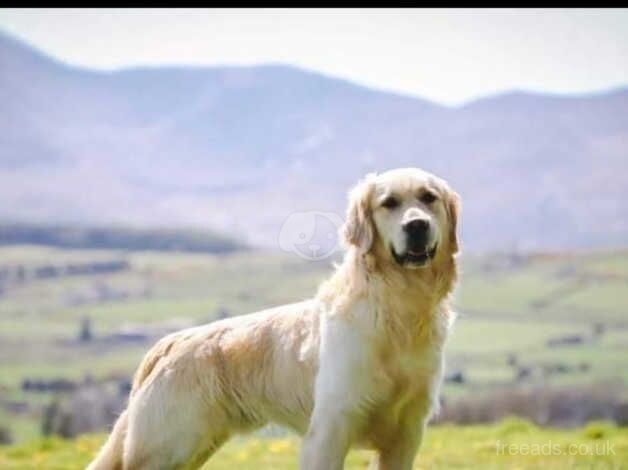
[392,218,437,267]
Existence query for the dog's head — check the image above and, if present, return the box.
[343,168,460,269]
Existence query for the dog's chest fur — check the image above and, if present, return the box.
[359,300,450,447]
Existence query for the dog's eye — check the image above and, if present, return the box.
[420,191,437,204]
[381,196,400,209]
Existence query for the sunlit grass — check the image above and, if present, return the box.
[1,419,626,470]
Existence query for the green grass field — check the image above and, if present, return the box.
[1,419,626,469]
[1,245,627,446]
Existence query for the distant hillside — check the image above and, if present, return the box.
[0,223,243,253]
[1,31,627,251]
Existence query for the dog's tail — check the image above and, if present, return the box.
[86,346,159,470]
[86,409,128,470]
[87,335,178,470]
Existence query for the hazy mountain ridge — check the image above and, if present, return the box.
[1,31,627,251]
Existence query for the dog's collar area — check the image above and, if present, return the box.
[391,243,438,266]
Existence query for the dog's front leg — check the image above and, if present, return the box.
[299,317,368,470]
[369,402,430,470]
[299,406,356,470]
[368,423,423,470]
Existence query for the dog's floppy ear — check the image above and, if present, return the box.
[446,190,461,254]
[343,173,376,254]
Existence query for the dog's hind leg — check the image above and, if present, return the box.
[86,410,129,470]
[121,367,231,470]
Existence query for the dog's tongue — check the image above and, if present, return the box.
[408,249,426,256]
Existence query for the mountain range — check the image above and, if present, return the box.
[1,31,627,252]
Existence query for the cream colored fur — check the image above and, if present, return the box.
[86,167,461,470]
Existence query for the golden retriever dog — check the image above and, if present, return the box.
[87,167,461,470]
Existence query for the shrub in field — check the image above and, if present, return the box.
[42,381,126,438]
[496,416,538,436]
[581,421,617,440]
[436,382,625,427]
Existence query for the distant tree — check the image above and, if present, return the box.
[592,322,606,338]
[617,402,628,426]
[15,265,25,282]
[79,316,93,342]
[0,426,11,444]
[42,399,60,436]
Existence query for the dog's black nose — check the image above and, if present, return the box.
[403,218,430,237]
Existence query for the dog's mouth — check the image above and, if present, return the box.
[391,244,438,267]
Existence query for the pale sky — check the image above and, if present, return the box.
[1,8,627,105]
